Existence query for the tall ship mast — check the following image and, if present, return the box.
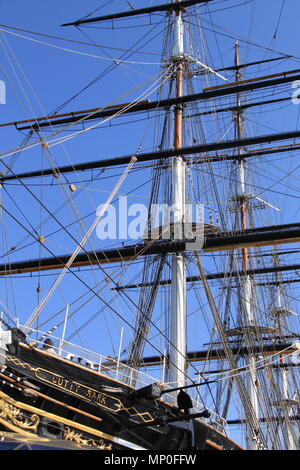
[0,0,299,451]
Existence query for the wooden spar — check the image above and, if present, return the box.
[203,67,300,91]
[120,343,299,367]
[216,56,291,72]
[0,101,149,128]
[13,69,300,130]
[3,132,300,183]
[112,263,300,291]
[1,224,300,275]
[227,417,300,425]
[185,96,292,118]
[61,0,213,26]
[0,96,290,129]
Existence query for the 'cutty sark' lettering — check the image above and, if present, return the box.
[35,368,122,412]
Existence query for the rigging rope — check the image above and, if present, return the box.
[24,155,137,332]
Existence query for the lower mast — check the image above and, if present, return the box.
[168,1,187,390]
[274,251,298,450]
[234,41,260,449]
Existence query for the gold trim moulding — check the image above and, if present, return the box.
[0,390,114,448]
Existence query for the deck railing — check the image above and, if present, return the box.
[24,328,228,434]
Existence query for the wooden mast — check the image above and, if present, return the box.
[234,41,260,450]
[273,249,298,449]
[168,0,187,390]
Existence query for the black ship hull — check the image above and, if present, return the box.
[0,329,242,451]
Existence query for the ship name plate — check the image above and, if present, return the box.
[35,368,122,412]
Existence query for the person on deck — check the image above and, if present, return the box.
[42,338,57,355]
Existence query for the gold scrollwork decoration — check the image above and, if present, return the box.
[63,427,112,450]
[0,397,40,432]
